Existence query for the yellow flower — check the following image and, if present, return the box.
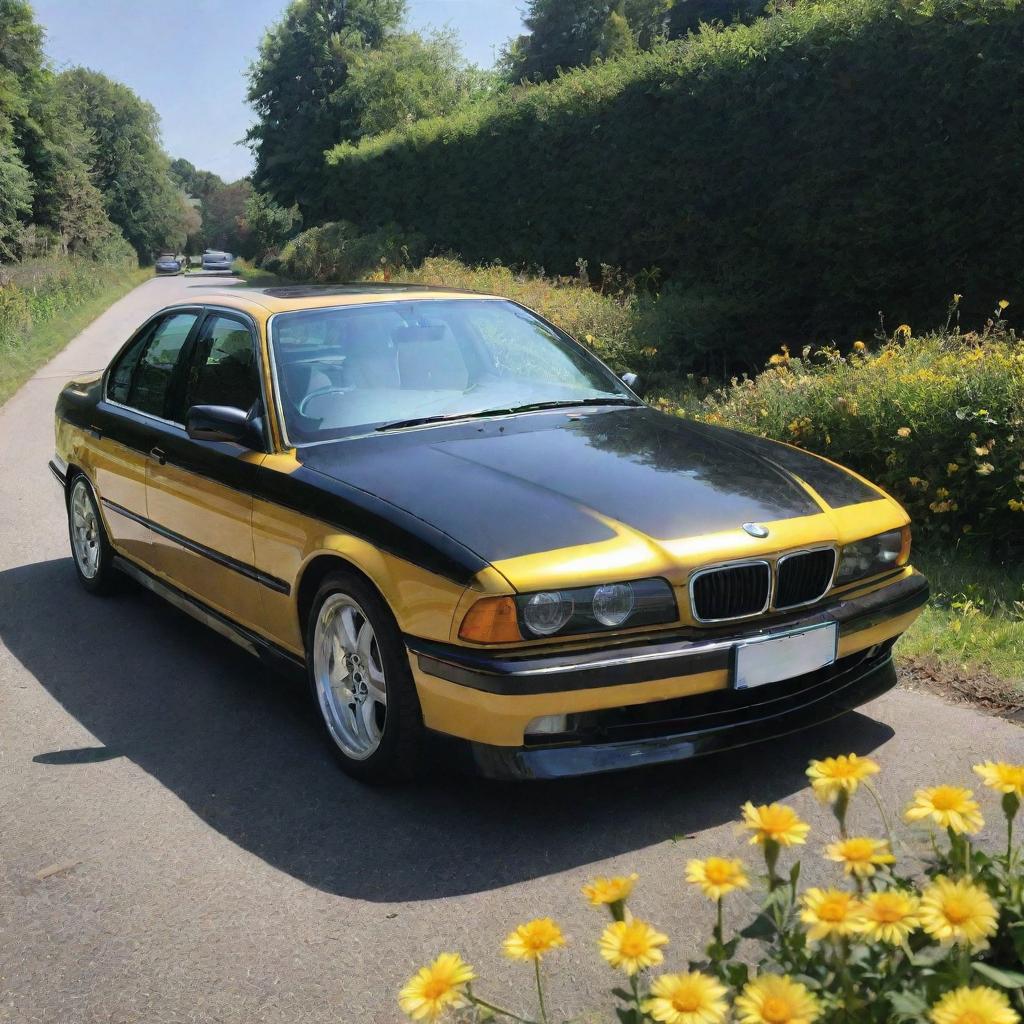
[896,324,912,338]
[685,857,750,900]
[643,972,729,1024]
[977,462,995,476]
[581,874,638,907]
[905,785,984,834]
[1009,498,1024,512]
[897,426,912,438]
[806,754,880,802]
[824,837,895,878]
[503,918,566,961]
[974,761,1024,797]
[741,802,810,847]
[735,974,821,1024]
[953,293,963,304]
[859,890,921,945]
[799,888,865,942]
[930,985,1020,1024]
[909,476,929,490]
[947,462,960,475]
[998,299,1010,311]
[598,918,669,975]
[920,876,999,949]
[852,340,866,352]
[398,953,475,1022]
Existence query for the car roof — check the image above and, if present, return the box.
[185,283,501,315]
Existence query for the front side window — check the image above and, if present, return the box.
[182,315,260,414]
[269,298,634,444]
[115,312,199,419]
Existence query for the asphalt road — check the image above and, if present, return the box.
[1,274,1021,1024]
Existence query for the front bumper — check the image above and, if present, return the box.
[408,569,928,779]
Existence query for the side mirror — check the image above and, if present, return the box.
[621,371,641,393]
[186,405,257,446]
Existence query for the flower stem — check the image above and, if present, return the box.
[469,995,537,1024]
[863,779,893,844]
[715,898,724,946]
[534,958,549,1024]
[630,974,644,1020]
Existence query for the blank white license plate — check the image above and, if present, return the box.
[733,622,837,690]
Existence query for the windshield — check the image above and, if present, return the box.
[268,298,637,444]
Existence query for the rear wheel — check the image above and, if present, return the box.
[306,570,423,782]
[67,474,117,594]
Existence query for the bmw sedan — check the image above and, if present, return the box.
[51,285,928,781]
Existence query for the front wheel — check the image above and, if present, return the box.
[306,570,423,783]
[67,474,118,594]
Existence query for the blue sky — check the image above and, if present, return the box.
[32,0,525,182]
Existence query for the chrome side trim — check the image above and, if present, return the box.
[688,559,772,624]
[114,556,259,657]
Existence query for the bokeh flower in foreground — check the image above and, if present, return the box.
[905,785,984,834]
[685,856,749,900]
[398,953,474,1022]
[741,802,810,846]
[806,754,880,802]
[929,985,1020,1024]
[735,974,821,1024]
[642,971,728,1024]
[919,876,999,949]
[502,918,565,961]
[598,918,669,975]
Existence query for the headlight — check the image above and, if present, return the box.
[517,577,676,639]
[836,527,910,585]
[457,578,678,643]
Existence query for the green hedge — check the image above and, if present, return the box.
[322,0,1024,371]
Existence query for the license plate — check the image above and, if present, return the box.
[733,622,837,690]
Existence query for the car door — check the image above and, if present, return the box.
[94,310,203,570]
[144,309,268,632]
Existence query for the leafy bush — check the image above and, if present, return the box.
[322,0,1024,371]
[697,305,1024,546]
[0,247,136,357]
[398,754,1024,1023]
[272,220,426,283]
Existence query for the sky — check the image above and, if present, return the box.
[32,0,525,183]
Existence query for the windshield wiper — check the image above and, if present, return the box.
[375,396,641,433]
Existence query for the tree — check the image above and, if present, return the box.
[59,68,187,259]
[340,28,490,139]
[202,179,253,254]
[246,0,407,212]
[665,0,767,36]
[243,191,301,261]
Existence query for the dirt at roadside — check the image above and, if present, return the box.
[898,655,1024,725]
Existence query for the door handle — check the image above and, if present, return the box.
[150,447,167,465]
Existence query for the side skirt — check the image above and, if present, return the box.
[112,555,306,679]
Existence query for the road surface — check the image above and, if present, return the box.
[1,274,1021,1023]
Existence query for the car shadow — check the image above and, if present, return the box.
[1,559,894,902]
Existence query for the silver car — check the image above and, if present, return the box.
[201,250,233,272]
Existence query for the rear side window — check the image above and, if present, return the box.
[182,315,260,414]
[110,313,198,418]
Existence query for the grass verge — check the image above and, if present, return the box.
[0,266,149,407]
[231,259,286,287]
[897,545,1024,703]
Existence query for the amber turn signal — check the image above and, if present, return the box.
[898,524,912,566]
[458,596,522,643]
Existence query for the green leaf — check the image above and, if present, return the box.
[611,988,634,1002]
[971,962,1024,988]
[740,913,776,940]
[887,990,929,1017]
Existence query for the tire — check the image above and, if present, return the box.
[305,569,423,783]
[67,473,118,595]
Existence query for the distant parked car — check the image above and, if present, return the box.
[202,250,233,272]
[154,254,182,275]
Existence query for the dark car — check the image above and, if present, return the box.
[154,254,182,275]
[51,285,928,783]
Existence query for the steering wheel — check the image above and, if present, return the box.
[298,386,352,417]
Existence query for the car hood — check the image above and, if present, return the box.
[297,406,885,586]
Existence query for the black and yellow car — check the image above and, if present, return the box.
[51,285,928,781]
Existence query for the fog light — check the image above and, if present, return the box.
[523,591,573,636]
[592,582,635,626]
[525,714,568,736]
